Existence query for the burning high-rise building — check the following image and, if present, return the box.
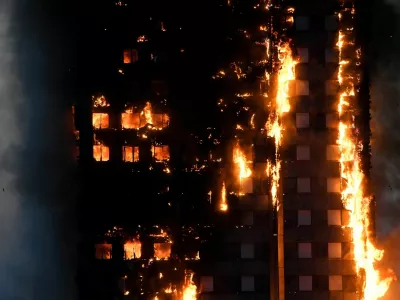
[75,0,394,299]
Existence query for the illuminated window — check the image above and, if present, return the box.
[241,276,255,292]
[241,244,254,259]
[296,145,310,160]
[298,210,311,226]
[327,177,341,193]
[124,240,141,259]
[325,49,338,63]
[92,113,109,129]
[201,276,213,292]
[328,243,342,259]
[123,49,138,64]
[121,112,140,129]
[93,144,110,162]
[153,113,170,129]
[295,16,309,30]
[152,145,170,162]
[154,243,171,259]
[325,80,339,95]
[122,146,139,162]
[241,177,253,194]
[327,210,341,226]
[296,113,309,128]
[299,276,312,291]
[95,244,112,259]
[241,211,254,226]
[325,15,338,31]
[297,177,311,193]
[326,113,339,128]
[295,80,309,96]
[326,145,340,160]
[329,275,343,291]
[297,48,309,63]
[298,243,312,258]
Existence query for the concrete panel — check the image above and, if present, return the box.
[315,259,329,275]
[282,161,340,177]
[222,227,269,243]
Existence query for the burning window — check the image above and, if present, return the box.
[153,113,170,129]
[140,102,153,126]
[93,144,110,161]
[123,49,139,64]
[124,240,142,259]
[122,146,139,162]
[152,145,170,162]
[92,113,109,129]
[154,243,171,259]
[121,110,140,129]
[95,243,112,259]
[92,95,110,107]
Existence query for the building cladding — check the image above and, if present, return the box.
[281,0,366,299]
[76,0,371,299]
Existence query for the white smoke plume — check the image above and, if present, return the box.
[0,1,77,299]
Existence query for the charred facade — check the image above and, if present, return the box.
[75,0,385,300]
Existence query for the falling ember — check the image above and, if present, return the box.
[219,182,228,211]
[336,6,394,299]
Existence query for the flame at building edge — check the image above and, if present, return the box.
[337,4,395,299]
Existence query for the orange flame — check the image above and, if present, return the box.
[182,272,197,300]
[266,42,296,206]
[233,144,252,187]
[337,8,394,299]
[219,181,228,211]
[141,102,153,125]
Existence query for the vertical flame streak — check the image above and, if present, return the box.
[233,145,252,193]
[266,43,296,207]
[220,181,228,211]
[337,9,394,299]
[182,273,197,300]
[142,102,153,125]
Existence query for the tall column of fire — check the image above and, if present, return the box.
[336,2,394,299]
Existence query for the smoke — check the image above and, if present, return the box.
[0,0,77,299]
[371,0,400,297]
